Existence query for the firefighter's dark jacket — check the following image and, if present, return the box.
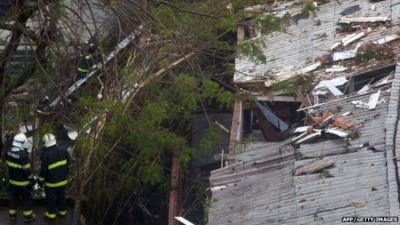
[39,145,70,188]
[6,147,33,186]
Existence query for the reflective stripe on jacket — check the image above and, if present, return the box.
[6,147,32,187]
[39,145,70,188]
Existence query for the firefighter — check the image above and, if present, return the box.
[39,133,70,220]
[5,133,36,222]
[76,41,98,81]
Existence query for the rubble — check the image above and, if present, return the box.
[342,28,371,47]
[331,117,354,130]
[211,1,400,224]
[314,77,347,96]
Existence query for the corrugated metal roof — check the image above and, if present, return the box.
[209,67,399,224]
[234,0,400,84]
[209,0,400,223]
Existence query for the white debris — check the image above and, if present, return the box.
[315,77,348,89]
[373,75,393,87]
[295,130,322,144]
[342,29,371,47]
[368,90,381,110]
[298,61,322,74]
[293,126,311,133]
[331,42,341,51]
[175,216,195,225]
[327,84,344,96]
[314,90,328,95]
[215,121,230,133]
[371,5,376,11]
[357,84,370,94]
[210,185,227,192]
[341,111,352,116]
[373,34,399,45]
[351,100,369,108]
[325,65,348,73]
[314,77,347,96]
[352,90,382,109]
[338,16,389,24]
[292,132,308,142]
[264,62,321,87]
[325,128,349,138]
[333,50,357,61]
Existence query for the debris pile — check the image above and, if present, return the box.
[292,111,355,145]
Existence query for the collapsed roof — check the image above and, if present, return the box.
[208,0,400,224]
[234,0,400,86]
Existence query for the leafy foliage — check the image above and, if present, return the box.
[237,38,267,63]
[79,72,233,224]
[302,0,318,18]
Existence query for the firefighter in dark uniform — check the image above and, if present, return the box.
[76,41,98,81]
[6,133,36,222]
[39,133,70,220]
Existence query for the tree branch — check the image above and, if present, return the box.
[158,0,217,18]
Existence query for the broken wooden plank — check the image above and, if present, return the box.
[294,159,335,176]
[373,34,399,45]
[342,28,371,47]
[325,65,348,73]
[332,50,357,61]
[229,99,243,154]
[332,117,354,130]
[325,128,349,138]
[264,62,321,87]
[295,130,322,144]
[314,77,347,96]
[292,132,308,142]
[338,16,389,24]
[298,61,322,74]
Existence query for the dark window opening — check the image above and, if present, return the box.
[243,101,304,142]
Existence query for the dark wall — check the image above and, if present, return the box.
[191,113,232,167]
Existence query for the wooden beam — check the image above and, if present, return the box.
[168,154,181,225]
[228,99,243,155]
[237,26,245,42]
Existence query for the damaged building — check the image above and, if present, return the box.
[208,0,400,224]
